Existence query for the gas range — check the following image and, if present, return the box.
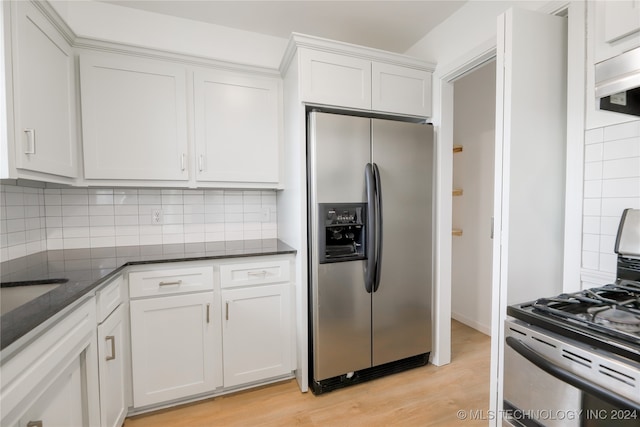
[509,209,640,361]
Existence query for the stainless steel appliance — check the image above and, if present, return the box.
[595,46,640,117]
[504,208,640,426]
[307,111,433,394]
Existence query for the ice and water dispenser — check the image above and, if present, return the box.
[317,203,366,263]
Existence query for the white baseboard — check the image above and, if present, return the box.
[451,312,491,336]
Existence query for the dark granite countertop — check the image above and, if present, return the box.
[0,239,296,352]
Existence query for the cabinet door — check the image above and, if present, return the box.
[193,70,281,184]
[299,49,372,110]
[222,284,292,387]
[10,1,77,178]
[603,0,640,44]
[79,52,189,181]
[130,292,218,407]
[97,304,128,427]
[372,62,431,117]
[18,356,84,427]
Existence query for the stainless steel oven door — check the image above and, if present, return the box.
[503,320,640,427]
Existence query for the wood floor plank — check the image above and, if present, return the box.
[124,320,490,426]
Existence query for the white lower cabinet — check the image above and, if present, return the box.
[221,283,293,387]
[218,256,295,388]
[0,299,100,427]
[18,356,85,427]
[128,265,220,409]
[97,304,128,427]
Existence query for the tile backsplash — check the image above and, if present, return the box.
[0,185,277,262]
[582,120,640,283]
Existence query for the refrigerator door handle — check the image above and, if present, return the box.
[364,163,376,293]
[373,163,383,292]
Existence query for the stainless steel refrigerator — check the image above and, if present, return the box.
[307,111,433,394]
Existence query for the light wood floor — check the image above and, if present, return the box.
[124,320,491,426]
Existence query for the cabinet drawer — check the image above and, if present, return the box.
[220,260,290,289]
[129,266,214,298]
[96,275,125,323]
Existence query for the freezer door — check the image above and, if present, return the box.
[308,112,372,381]
[307,112,370,203]
[371,118,433,366]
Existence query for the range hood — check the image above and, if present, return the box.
[595,46,640,116]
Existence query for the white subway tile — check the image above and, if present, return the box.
[25,205,40,218]
[63,227,90,238]
[139,225,162,236]
[162,224,183,234]
[599,253,617,273]
[583,162,603,180]
[89,205,114,216]
[184,214,204,224]
[602,157,640,179]
[583,180,602,198]
[90,216,115,227]
[90,226,116,237]
[7,245,27,259]
[184,233,205,243]
[162,233,184,244]
[581,251,599,269]
[7,231,26,246]
[6,219,26,232]
[163,214,184,225]
[115,225,139,236]
[205,231,225,242]
[63,237,90,249]
[162,205,183,215]
[115,215,139,226]
[45,205,62,217]
[603,120,640,141]
[62,216,90,227]
[584,143,603,162]
[89,193,114,205]
[114,205,138,215]
[62,205,89,217]
[603,137,640,160]
[602,177,640,198]
[140,234,162,245]
[139,194,162,204]
[47,238,63,250]
[47,228,63,239]
[584,128,604,145]
[184,223,205,233]
[161,193,183,205]
[61,194,89,206]
[44,193,61,205]
[90,236,116,247]
[4,192,24,205]
[5,206,25,220]
[116,235,140,246]
[582,233,600,252]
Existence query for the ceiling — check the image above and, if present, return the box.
[101,1,467,53]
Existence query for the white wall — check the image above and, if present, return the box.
[451,60,496,335]
[50,0,287,69]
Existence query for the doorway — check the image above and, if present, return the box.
[451,60,496,336]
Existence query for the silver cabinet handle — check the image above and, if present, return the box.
[24,129,35,154]
[27,421,43,427]
[198,154,204,172]
[206,303,210,323]
[225,301,229,321]
[159,280,182,286]
[181,153,186,171]
[247,270,268,277]
[105,335,116,361]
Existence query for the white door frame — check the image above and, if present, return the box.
[431,39,496,367]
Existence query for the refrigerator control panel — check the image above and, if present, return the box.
[318,203,366,263]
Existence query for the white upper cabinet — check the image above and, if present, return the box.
[299,49,372,110]
[5,1,77,180]
[371,62,431,117]
[79,52,189,181]
[290,35,434,117]
[594,1,640,63]
[194,69,281,185]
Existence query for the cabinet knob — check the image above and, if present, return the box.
[27,421,43,427]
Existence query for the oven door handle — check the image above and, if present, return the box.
[506,336,640,412]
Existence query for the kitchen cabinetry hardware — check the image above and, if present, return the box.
[453,145,463,153]
[198,154,204,172]
[225,301,229,321]
[452,188,463,196]
[206,304,210,323]
[181,153,186,171]
[158,280,182,287]
[24,129,35,154]
[27,421,43,427]
[105,335,116,361]
[452,229,463,237]
[247,270,268,278]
